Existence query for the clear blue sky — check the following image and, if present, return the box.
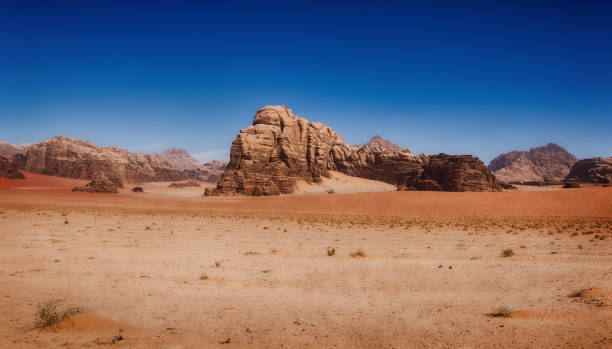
[1,1,610,163]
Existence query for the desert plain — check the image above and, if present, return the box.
[0,173,611,348]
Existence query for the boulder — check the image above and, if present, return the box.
[72,179,119,193]
[208,106,502,195]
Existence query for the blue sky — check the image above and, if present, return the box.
[1,1,610,163]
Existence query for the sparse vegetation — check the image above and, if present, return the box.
[33,300,82,329]
[214,261,221,267]
[501,248,514,257]
[569,288,592,298]
[200,273,209,280]
[489,305,514,318]
[350,249,366,258]
[327,247,336,256]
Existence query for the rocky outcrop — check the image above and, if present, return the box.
[14,136,186,185]
[489,143,577,184]
[565,157,612,184]
[72,179,119,193]
[207,106,502,195]
[0,155,25,179]
[364,135,404,152]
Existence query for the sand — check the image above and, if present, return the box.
[0,172,611,348]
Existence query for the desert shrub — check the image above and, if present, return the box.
[569,288,592,298]
[33,301,82,329]
[200,273,209,280]
[350,249,366,258]
[327,247,336,256]
[214,261,221,267]
[489,305,514,318]
[501,249,514,257]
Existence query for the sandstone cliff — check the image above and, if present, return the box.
[489,143,577,184]
[564,157,612,184]
[0,155,25,179]
[14,136,186,185]
[208,106,501,195]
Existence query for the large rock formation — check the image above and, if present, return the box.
[489,143,577,184]
[154,149,227,182]
[14,136,186,186]
[207,106,502,195]
[0,155,25,179]
[364,135,404,152]
[564,157,612,184]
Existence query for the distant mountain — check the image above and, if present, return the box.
[565,157,612,184]
[364,135,404,152]
[0,141,29,157]
[154,149,227,182]
[489,143,577,184]
[154,149,204,171]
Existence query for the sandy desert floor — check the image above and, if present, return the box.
[0,173,611,348]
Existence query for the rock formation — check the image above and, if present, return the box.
[207,106,502,195]
[0,155,25,179]
[564,157,612,184]
[154,149,227,182]
[488,143,577,184]
[364,135,404,152]
[13,136,186,186]
[72,179,119,193]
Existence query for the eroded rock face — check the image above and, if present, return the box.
[72,179,119,193]
[364,135,404,152]
[489,143,577,184]
[0,155,25,179]
[565,157,612,184]
[209,106,502,195]
[15,136,185,185]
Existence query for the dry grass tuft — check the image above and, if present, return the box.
[489,305,514,318]
[501,248,515,257]
[33,300,82,329]
[350,249,366,258]
[569,288,592,298]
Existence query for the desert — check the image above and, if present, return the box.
[3,2,611,348]
[1,171,611,348]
